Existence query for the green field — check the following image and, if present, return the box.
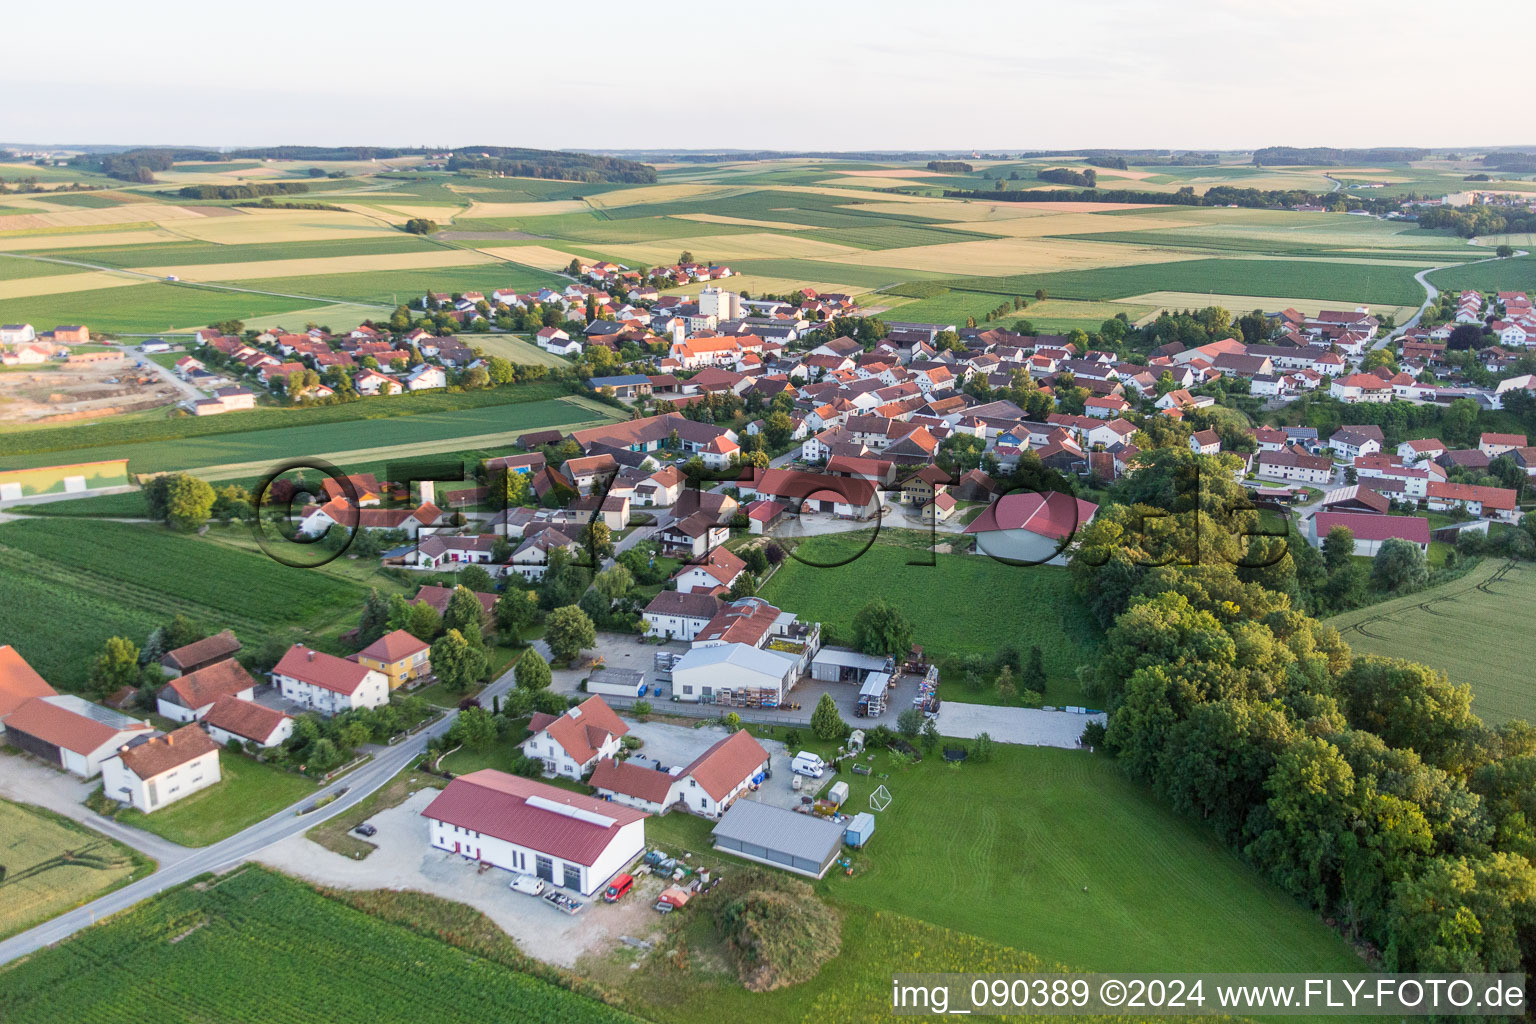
[1328,558,1536,725]
[224,264,563,305]
[0,798,153,940]
[0,282,348,334]
[757,532,1101,706]
[9,234,447,266]
[1,394,613,475]
[0,866,640,1024]
[645,742,1361,984]
[111,752,316,846]
[1425,254,1536,295]
[0,518,369,688]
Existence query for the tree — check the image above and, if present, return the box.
[495,590,538,640]
[810,692,847,741]
[386,594,440,642]
[920,718,940,752]
[581,520,614,559]
[1372,538,1429,593]
[162,614,204,652]
[457,565,495,593]
[970,732,995,763]
[516,649,552,691]
[403,217,439,235]
[896,707,923,738]
[453,706,498,750]
[1496,244,1515,258]
[995,666,1018,703]
[431,629,485,694]
[851,598,914,659]
[1447,324,1485,351]
[545,605,596,664]
[162,474,216,531]
[357,588,392,646]
[1022,645,1047,692]
[442,585,489,636]
[593,564,633,605]
[723,711,742,732]
[89,636,140,700]
[1323,526,1356,573]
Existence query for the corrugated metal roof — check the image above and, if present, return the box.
[711,800,845,860]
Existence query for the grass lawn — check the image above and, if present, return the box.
[643,743,1362,979]
[439,718,532,776]
[112,752,316,846]
[758,531,1101,708]
[1329,557,1536,725]
[0,798,155,940]
[304,765,447,859]
[0,866,640,1024]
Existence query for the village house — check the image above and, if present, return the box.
[201,697,293,749]
[1256,448,1333,485]
[100,724,222,814]
[353,629,433,690]
[520,696,628,779]
[592,730,770,819]
[1426,481,1519,522]
[156,659,258,723]
[672,547,747,595]
[272,644,388,715]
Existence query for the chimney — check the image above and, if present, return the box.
[308,650,315,662]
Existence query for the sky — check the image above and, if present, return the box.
[3,0,1529,153]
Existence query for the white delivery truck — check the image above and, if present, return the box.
[791,751,826,778]
[509,874,546,896]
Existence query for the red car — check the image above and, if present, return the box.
[603,873,635,902]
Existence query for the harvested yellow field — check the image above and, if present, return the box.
[776,185,934,204]
[168,209,398,244]
[835,168,948,178]
[0,800,144,940]
[133,248,494,283]
[848,200,1045,222]
[0,271,146,300]
[945,212,1201,238]
[585,184,747,209]
[0,204,209,232]
[461,199,588,218]
[675,212,825,231]
[823,237,1201,277]
[607,232,866,264]
[0,229,184,251]
[335,203,467,226]
[817,176,944,189]
[475,244,586,271]
[1123,291,1418,324]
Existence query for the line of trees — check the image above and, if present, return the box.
[176,182,310,200]
[1071,448,1536,977]
[1037,167,1096,187]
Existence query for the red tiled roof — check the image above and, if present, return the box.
[421,770,646,866]
[202,696,289,744]
[0,645,56,718]
[413,585,497,617]
[682,730,769,802]
[1314,512,1429,544]
[4,697,148,755]
[962,492,1098,541]
[695,598,782,647]
[590,758,676,804]
[357,629,430,665]
[273,645,374,695]
[162,630,241,672]
[116,723,219,779]
[530,696,628,764]
[161,659,255,711]
[1427,481,1516,510]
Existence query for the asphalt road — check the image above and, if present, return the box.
[0,668,520,967]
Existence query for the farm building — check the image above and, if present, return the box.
[2,695,153,778]
[156,659,257,724]
[160,630,242,677]
[0,645,56,719]
[711,800,846,879]
[0,459,131,503]
[593,730,770,819]
[520,696,629,779]
[962,491,1099,565]
[422,769,647,897]
[200,696,293,749]
[671,643,798,706]
[100,724,222,814]
[810,647,892,684]
[585,667,645,699]
[1308,512,1430,556]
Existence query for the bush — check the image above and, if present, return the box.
[711,869,842,992]
[632,699,653,719]
[621,735,642,750]
[970,732,995,763]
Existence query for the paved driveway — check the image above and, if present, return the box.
[938,703,1103,749]
[0,751,190,863]
[255,788,669,968]
[619,719,821,810]
[534,631,687,695]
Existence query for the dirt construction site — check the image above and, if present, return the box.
[0,356,179,424]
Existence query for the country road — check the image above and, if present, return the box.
[1375,243,1529,351]
[0,666,521,967]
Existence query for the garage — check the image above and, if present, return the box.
[711,800,846,879]
[809,646,891,684]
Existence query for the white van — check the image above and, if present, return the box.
[791,751,826,778]
[509,873,545,896]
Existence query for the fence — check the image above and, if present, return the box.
[602,693,813,728]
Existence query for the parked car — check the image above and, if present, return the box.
[603,873,635,902]
[509,873,546,897]
[791,751,826,778]
[353,823,377,837]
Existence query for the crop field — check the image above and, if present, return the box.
[1426,254,1536,295]
[0,518,369,688]
[0,396,614,475]
[1329,559,1536,725]
[757,532,1101,705]
[0,866,641,1024]
[113,753,315,846]
[0,800,152,940]
[0,157,1497,341]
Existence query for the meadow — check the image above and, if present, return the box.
[0,799,153,940]
[0,866,641,1024]
[1328,558,1536,725]
[1425,253,1536,295]
[111,752,316,846]
[757,531,1101,706]
[0,518,369,688]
